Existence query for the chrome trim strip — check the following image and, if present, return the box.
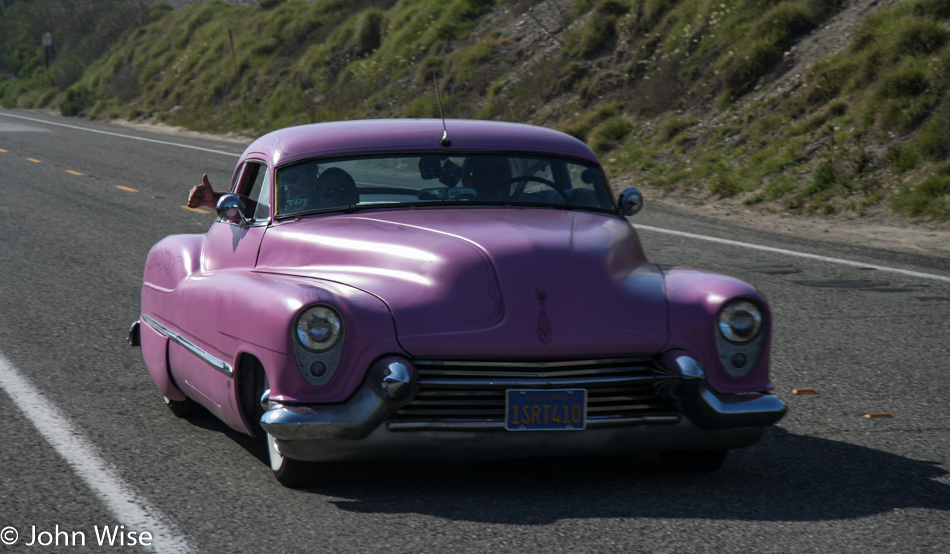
[412,374,671,389]
[386,414,681,432]
[417,367,652,378]
[141,315,233,377]
[414,358,653,369]
[388,420,506,431]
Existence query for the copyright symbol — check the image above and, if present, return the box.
[1,526,18,545]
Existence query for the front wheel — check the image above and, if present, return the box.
[660,449,728,472]
[266,434,324,488]
[251,362,326,488]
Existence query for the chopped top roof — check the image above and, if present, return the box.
[240,119,600,166]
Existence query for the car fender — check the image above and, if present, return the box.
[173,271,405,405]
[661,266,773,394]
[139,236,405,433]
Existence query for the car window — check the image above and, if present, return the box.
[274,153,615,217]
[237,162,270,221]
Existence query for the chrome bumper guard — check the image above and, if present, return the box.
[659,354,787,430]
[260,356,417,441]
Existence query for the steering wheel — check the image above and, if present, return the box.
[500,176,568,203]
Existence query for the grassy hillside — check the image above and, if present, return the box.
[1,0,948,221]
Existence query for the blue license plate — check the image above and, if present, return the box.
[505,389,587,431]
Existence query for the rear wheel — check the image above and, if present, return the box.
[163,395,200,418]
[660,450,728,472]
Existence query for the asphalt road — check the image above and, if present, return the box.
[0,109,948,553]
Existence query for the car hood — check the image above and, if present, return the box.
[256,209,669,358]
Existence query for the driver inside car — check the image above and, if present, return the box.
[460,156,567,204]
[461,156,513,201]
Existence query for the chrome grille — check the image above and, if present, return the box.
[389,358,680,430]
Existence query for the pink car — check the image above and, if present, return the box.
[129,119,786,487]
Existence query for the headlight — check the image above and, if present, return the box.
[717,300,763,344]
[294,306,343,352]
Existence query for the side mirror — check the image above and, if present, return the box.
[618,188,644,216]
[217,194,250,226]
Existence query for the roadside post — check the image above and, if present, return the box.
[42,32,52,68]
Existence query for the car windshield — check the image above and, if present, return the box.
[274,153,615,217]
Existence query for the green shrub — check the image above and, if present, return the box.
[708,162,741,198]
[184,1,226,37]
[911,0,950,18]
[805,0,844,18]
[352,9,385,56]
[807,161,837,195]
[416,56,445,83]
[721,38,782,98]
[875,96,937,132]
[598,0,629,16]
[718,2,818,99]
[879,64,930,99]
[402,95,439,118]
[885,146,920,174]
[895,19,949,57]
[576,1,630,59]
[34,88,58,108]
[751,2,815,42]
[642,0,673,26]
[754,175,798,203]
[555,61,588,92]
[147,3,174,18]
[801,58,856,106]
[60,86,98,116]
[562,102,624,141]
[656,115,694,142]
[891,174,950,218]
[915,116,950,160]
[590,116,633,153]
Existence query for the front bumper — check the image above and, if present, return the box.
[260,355,786,462]
[261,356,417,441]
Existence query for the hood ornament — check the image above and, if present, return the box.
[536,289,552,344]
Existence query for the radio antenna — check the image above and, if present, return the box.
[433,73,451,146]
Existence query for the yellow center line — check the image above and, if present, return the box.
[115,185,138,192]
[27,158,41,163]
[65,170,83,176]
[181,206,211,214]
[0,148,8,153]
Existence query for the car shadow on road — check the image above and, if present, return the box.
[299,427,950,523]
[180,411,950,523]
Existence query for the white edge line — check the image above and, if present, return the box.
[634,223,950,284]
[0,111,240,157]
[0,351,192,553]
